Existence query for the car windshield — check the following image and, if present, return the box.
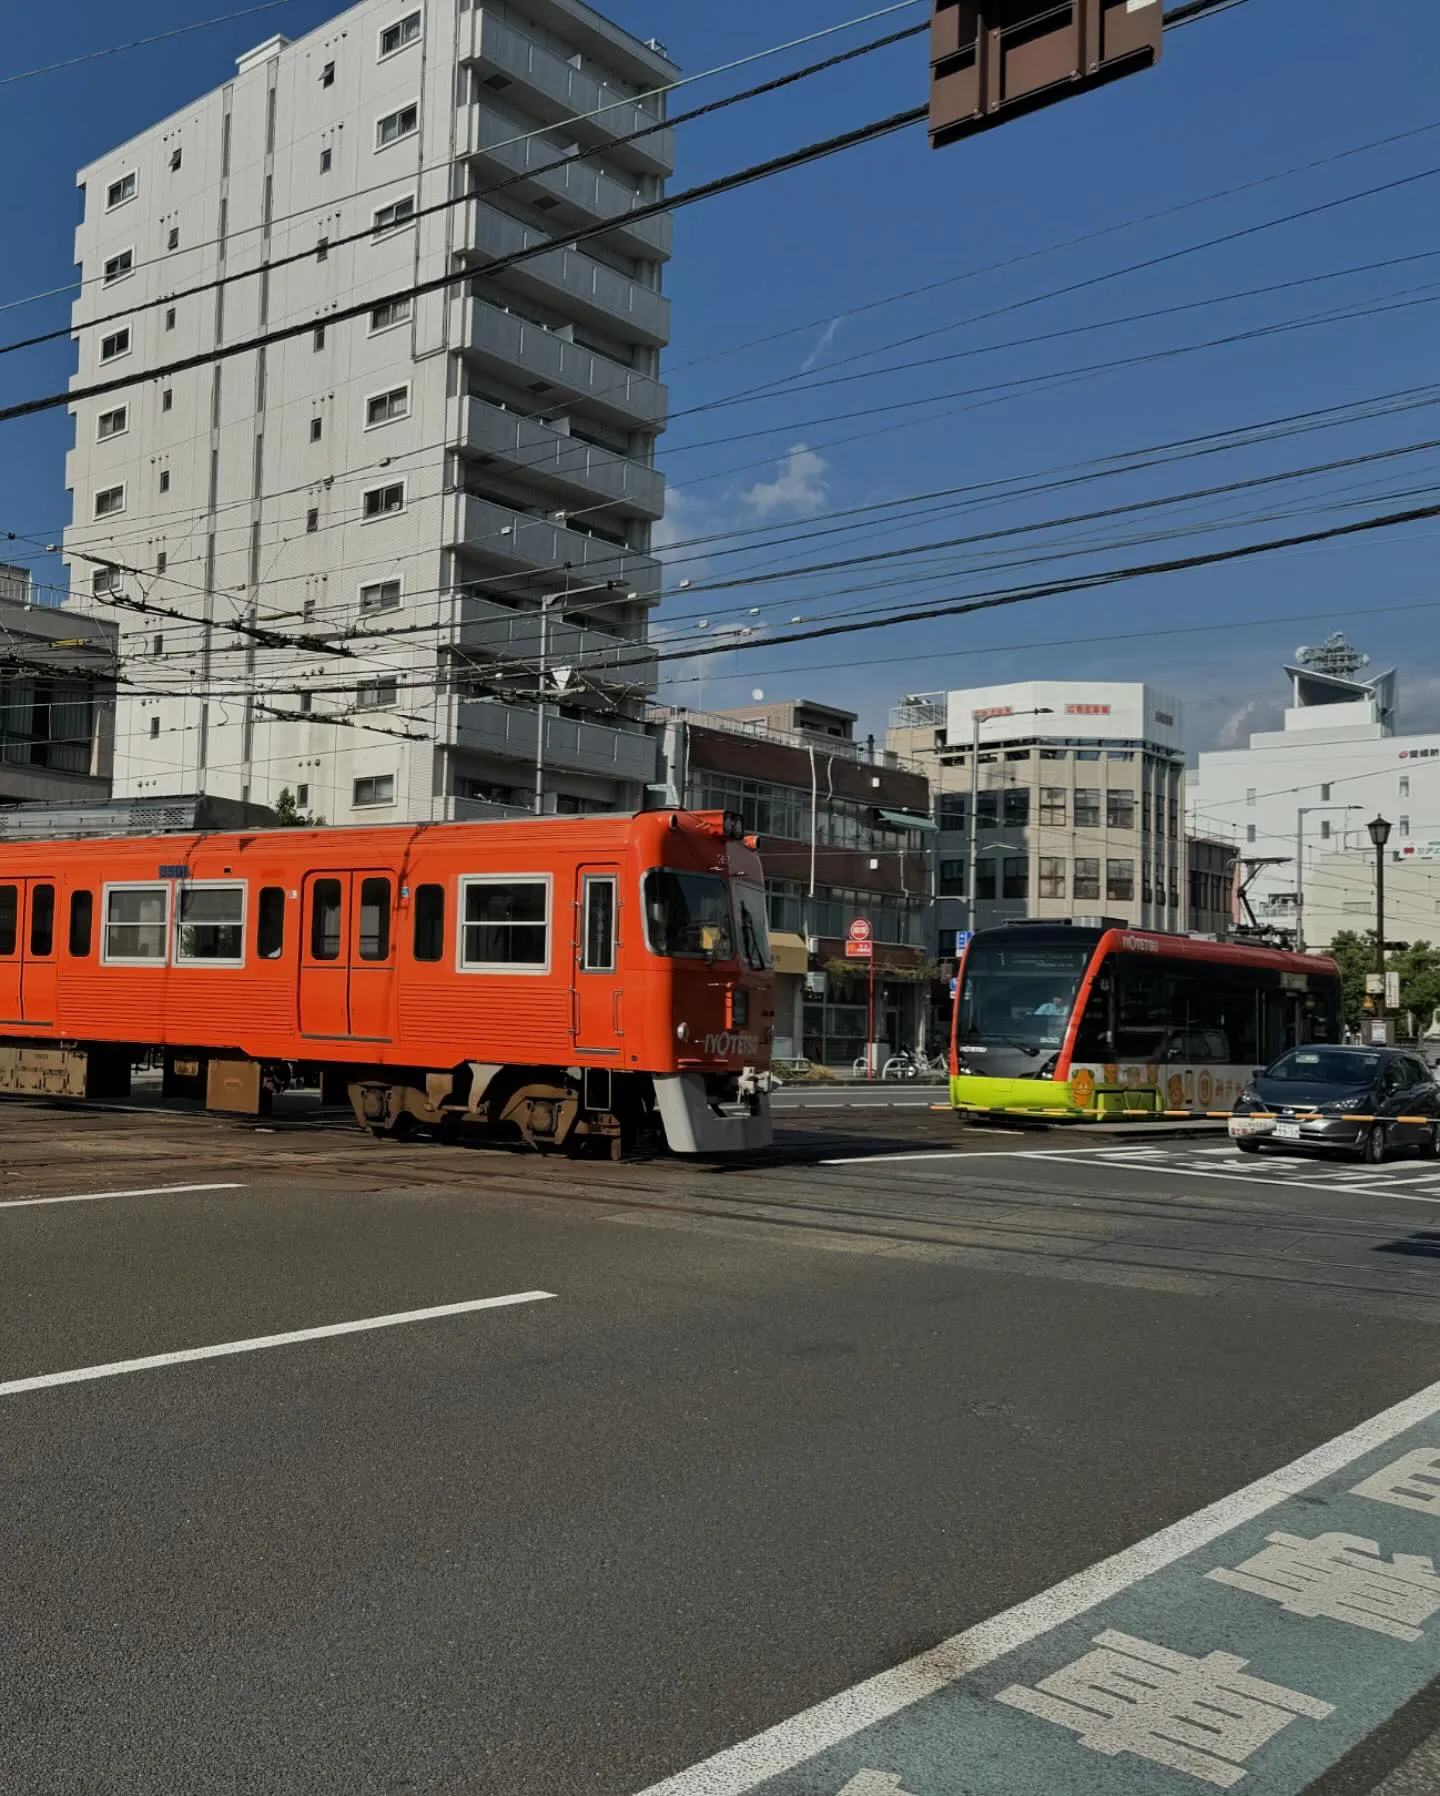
[1265,1048,1380,1086]
[644,870,735,960]
[732,883,771,971]
[956,940,1091,1053]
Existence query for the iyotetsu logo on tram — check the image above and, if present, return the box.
[704,1032,759,1058]
[1121,934,1160,953]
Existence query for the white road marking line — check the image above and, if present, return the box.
[0,1181,246,1211]
[820,1150,1001,1166]
[0,1291,554,1398]
[633,1375,1440,1796]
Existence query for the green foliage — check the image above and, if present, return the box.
[1325,930,1440,1034]
[1327,929,1372,1030]
[273,787,325,827]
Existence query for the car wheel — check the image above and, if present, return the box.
[1236,1140,1261,1155]
[1359,1122,1388,1166]
[1424,1124,1440,1160]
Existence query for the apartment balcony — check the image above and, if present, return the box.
[462,200,669,348]
[459,398,664,522]
[456,591,658,695]
[462,297,667,433]
[464,107,671,263]
[464,11,675,179]
[457,697,658,784]
[448,491,661,598]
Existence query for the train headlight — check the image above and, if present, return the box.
[676,1021,690,1043]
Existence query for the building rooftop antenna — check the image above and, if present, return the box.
[1294,633,1371,680]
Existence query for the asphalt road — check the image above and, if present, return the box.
[7,1099,1440,1793]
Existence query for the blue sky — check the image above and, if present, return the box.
[2,0,1438,754]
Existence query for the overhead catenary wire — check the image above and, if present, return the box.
[0,0,295,89]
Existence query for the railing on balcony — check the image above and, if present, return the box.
[454,591,658,694]
[457,697,658,783]
[459,398,664,520]
[448,491,661,598]
[462,297,667,431]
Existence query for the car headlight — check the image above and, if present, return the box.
[1236,1087,1259,1109]
[1322,1095,1366,1112]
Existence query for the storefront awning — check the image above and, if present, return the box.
[770,932,809,975]
[875,808,937,832]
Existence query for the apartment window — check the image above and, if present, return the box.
[1073,788,1101,829]
[460,877,549,970]
[316,237,329,262]
[103,885,170,964]
[165,307,176,331]
[152,635,164,657]
[362,481,405,519]
[302,599,317,622]
[320,147,333,174]
[976,863,996,902]
[173,885,246,966]
[170,148,182,172]
[1074,858,1100,902]
[1246,824,1257,843]
[103,249,134,285]
[322,61,335,86]
[91,568,117,596]
[1246,787,1256,807]
[372,195,416,235]
[369,297,412,333]
[376,103,419,149]
[1002,788,1030,828]
[161,387,173,410]
[305,508,320,534]
[359,578,401,614]
[1401,776,1411,798]
[975,791,997,829]
[96,405,128,440]
[938,859,966,897]
[93,484,126,518]
[256,887,286,960]
[413,885,445,962]
[1320,783,1332,801]
[1401,816,1411,836]
[158,470,170,493]
[310,416,323,442]
[937,793,966,831]
[1320,819,1331,841]
[1106,859,1135,903]
[1002,856,1029,901]
[149,716,160,739]
[298,691,313,715]
[355,677,399,709]
[1039,857,1065,899]
[100,327,131,362]
[365,384,410,427]
[313,324,326,350]
[379,10,422,56]
[359,878,392,961]
[296,785,309,807]
[68,890,94,959]
[106,173,137,210]
[1038,787,1066,827]
[166,226,179,251]
[1107,789,1135,829]
[353,774,396,807]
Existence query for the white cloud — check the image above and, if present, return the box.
[800,315,844,374]
[741,443,831,521]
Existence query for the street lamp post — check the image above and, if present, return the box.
[967,705,1052,932]
[1369,815,1392,1035]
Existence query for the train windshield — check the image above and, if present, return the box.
[644,870,736,960]
[957,938,1092,1055]
[733,883,772,971]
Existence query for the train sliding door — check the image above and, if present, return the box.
[0,879,56,1028]
[299,871,395,1043]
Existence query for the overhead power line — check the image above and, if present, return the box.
[0,0,295,88]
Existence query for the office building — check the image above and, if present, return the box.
[64,0,675,823]
[653,702,933,1066]
[0,567,116,808]
[888,680,1186,948]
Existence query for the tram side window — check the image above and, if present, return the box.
[104,885,169,963]
[359,877,392,961]
[68,889,94,958]
[256,887,286,960]
[412,884,445,962]
[0,885,16,955]
[459,877,548,969]
[175,884,245,964]
[311,879,344,961]
[30,885,55,956]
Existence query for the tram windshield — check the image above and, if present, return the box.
[956,939,1091,1055]
[644,871,736,960]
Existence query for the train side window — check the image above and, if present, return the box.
[103,884,170,963]
[412,883,445,961]
[359,877,391,961]
[30,885,55,957]
[459,876,549,971]
[256,887,286,960]
[0,885,16,955]
[68,889,94,958]
[310,879,343,961]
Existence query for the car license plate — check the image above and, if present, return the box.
[1274,1121,1301,1140]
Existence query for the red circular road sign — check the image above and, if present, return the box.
[847,917,873,942]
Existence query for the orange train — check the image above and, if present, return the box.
[0,809,776,1155]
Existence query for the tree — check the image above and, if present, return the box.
[1327,929,1371,1031]
[1322,932,1440,1037]
[1392,940,1440,1035]
[273,787,325,827]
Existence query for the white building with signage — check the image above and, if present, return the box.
[1186,638,1440,946]
[887,679,1186,945]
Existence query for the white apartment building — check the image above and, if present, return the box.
[1187,638,1440,946]
[63,0,675,823]
[888,679,1187,945]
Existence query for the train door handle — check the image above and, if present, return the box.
[613,988,623,1034]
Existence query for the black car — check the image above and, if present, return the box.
[1229,1046,1440,1163]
